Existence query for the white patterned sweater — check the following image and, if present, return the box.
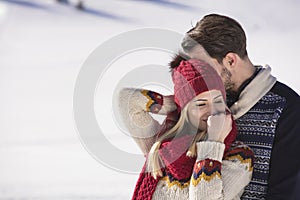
[118,88,254,200]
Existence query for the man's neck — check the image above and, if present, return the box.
[233,58,256,91]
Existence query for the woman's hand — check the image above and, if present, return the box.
[159,94,177,115]
[207,113,232,143]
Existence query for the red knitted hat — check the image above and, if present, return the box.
[172,59,226,111]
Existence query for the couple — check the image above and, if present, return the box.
[118,14,300,200]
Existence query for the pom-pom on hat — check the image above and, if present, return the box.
[172,59,226,111]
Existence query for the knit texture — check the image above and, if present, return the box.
[128,125,251,200]
[132,134,196,200]
[172,59,226,110]
[118,88,253,199]
[235,92,285,199]
[118,88,177,155]
[229,65,287,199]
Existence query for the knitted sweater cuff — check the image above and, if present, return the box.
[139,89,176,115]
[196,141,225,162]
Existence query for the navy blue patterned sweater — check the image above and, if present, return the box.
[229,66,300,200]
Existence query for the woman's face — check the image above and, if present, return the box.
[187,90,226,131]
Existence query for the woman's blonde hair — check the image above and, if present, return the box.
[147,103,207,179]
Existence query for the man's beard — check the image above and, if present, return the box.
[221,67,239,107]
[221,67,234,92]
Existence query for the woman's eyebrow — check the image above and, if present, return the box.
[213,95,222,99]
[194,99,208,102]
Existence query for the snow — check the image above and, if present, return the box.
[0,0,299,199]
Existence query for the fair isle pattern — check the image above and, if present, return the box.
[141,90,163,113]
[224,146,254,172]
[235,92,286,200]
[161,173,190,189]
[191,159,221,186]
[152,180,189,200]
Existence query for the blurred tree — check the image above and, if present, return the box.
[76,0,84,10]
[56,0,69,4]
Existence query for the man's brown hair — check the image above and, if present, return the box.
[182,14,248,63]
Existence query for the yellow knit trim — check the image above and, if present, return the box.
[225,154,254,172]
[191,171,221,186]
[161,176,190,189]
[141,90,154,112]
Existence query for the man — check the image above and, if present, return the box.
[181,14,300,199]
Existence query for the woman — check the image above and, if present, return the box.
[118,57,254,200]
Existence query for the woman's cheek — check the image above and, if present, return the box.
[189,109,203,127]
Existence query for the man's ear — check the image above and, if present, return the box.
[222,53,237,69]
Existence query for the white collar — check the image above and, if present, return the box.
[230,65,277,119]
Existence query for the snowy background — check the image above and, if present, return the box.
[0,0,299,199]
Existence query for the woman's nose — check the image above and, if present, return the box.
[206,103,215,116]
[210,107,218,116]
[209,103,224,116]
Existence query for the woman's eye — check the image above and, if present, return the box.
[214,100,223,104]
[196,103,206,107]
